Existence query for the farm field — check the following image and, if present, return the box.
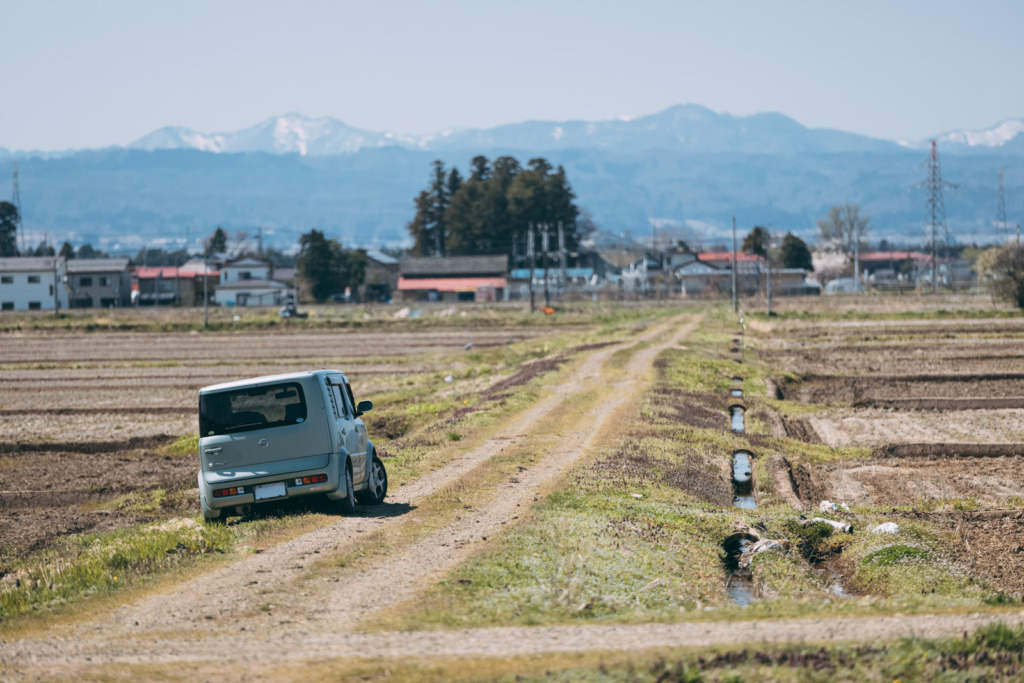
[762,303,1024,599]
[3,298,1024,681]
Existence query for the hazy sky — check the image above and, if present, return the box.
[3,0,1023,150]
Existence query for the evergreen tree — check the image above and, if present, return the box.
[296,229,364,301]
[0,201,18,257]
[406,155,582,260]
[779,232,813,270]
[205,226,229,255]
[742,226,770,257]
[32,241,55,257]
[77,243,106,259]
[59,241,75,259]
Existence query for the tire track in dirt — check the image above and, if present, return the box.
[286,316,700,632]
[0,315,691,669]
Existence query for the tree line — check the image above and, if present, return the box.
[406,156,587,259]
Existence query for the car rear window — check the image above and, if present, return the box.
[199,382,307,436]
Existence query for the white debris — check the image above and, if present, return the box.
[443,375,453,383]
[801,517,854,534]
[871,522,900,535]
[393,307,410,319]
[739,539,791,569]
[631,493,643,499]
[819,500,850,513]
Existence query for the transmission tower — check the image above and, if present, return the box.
[997,166,1008,241]
[916,140,957,290]
[11,162,25,254]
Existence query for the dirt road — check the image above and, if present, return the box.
[3,313,1022,680]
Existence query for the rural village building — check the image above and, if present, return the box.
[0,257,70,311]
[213,257,290,307]
[133,266,216,306]
[397,255,508,302]
[363,250,400,302]
[66,258,132,308]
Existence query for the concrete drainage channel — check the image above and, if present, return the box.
[721,329,851,606]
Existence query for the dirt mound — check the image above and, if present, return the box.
[0,435,174,454]
[779,374,1024,403]
[871,443,1024,458]
[853,398,1024,411]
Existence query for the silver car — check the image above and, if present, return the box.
[196,370,387,520]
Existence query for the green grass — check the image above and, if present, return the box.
[381,307,1005,630]
[0,518,231,622]
[492,622,1024,682]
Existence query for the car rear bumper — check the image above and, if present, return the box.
[199,453,341,510]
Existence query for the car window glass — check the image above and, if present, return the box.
[344,382,357,413]
[338,383,355,417]
[331,385,350,418]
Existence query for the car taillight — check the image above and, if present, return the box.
[293,474,328,486]
[212,486,247,498]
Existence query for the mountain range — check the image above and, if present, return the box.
[122,105,1024,157]
[2,104,1022,253]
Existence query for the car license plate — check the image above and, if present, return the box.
[254,482,287,500]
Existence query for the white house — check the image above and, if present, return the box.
[0,257,70,311]
[214,279,291,307]
[0,255,70,313]
[220,258,271,284]
[212,257,291,307]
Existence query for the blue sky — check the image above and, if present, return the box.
[3,0,1023,150]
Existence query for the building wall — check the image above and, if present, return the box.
[221,264,270,283]
[0,269,70,311]
[214,287,287,307]
[69,271,132,307]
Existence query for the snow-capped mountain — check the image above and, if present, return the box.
[127,105,902,157]
[124,106,1024,158]
[129,114,403,156]
[933,118,1024,151]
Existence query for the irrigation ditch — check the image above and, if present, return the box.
[720,320,856,607]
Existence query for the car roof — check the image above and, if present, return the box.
[199,369,346,394]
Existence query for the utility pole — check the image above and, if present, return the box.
[731,217,738,313]
[203,260,209,327]
[257,227,263,257]
[541,223,551,308]
[12,162,25,254]
[527,222,536,313]
[765,230,772,316]
[854,235,860,295]
[997,167,1008,242]
[557,221,567,298]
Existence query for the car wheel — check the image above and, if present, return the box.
[201,493,222,522]
[356,454,388,505]
[336,461,357,515]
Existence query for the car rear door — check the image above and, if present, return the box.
[326,375,365,482]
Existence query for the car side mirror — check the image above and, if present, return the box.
[356,400,373,416]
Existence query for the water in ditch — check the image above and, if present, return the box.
[730,405,745,432]
[725,450,758,604]
[731,388,743,398]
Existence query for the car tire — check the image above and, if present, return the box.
[356,454,388,505]
[336,461,357,515]
[201,494,222,522]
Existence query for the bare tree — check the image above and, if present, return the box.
[817,203,870,255]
